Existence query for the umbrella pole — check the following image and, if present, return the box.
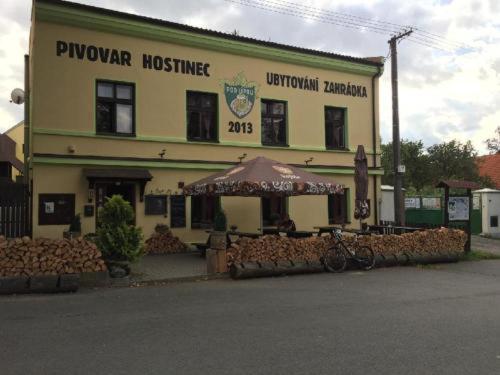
[260,198,263,235]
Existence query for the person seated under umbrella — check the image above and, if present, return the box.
[278,213,296,232]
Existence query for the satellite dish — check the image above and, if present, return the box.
[10,88,25,104]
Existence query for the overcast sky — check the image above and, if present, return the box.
[1,0,499,154]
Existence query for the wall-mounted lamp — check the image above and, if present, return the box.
[238,153,247,163]
[158,149,166,159]
[68,145,76,153]
[305,157,314,166]
[88,188,95,203]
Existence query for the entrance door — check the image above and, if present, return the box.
[95,182,136,226]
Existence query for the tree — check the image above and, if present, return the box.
[485,126,500,154]
[381,139,432,192]
[381,139,494,192]
[427,140,494,187]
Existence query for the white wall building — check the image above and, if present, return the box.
[474,188,500,238]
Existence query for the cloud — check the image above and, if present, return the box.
[0,0,498,156]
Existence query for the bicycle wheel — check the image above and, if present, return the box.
[324,245,347,273]
[354,246,375,270]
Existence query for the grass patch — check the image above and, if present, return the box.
[460,250,500,261]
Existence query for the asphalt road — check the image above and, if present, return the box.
[3,261,500,375]
[472,235,500,254]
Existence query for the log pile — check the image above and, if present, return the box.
[144,229,187,255]
[227,228,466,265]
[0,235,107,277]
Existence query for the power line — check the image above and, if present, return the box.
[223,0,391,36]
[261,0,470,49]
[224,0,471,52]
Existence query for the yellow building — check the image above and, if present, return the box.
[28,0,384,241]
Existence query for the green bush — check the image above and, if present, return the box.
[96,195,144,262]
[214,209,227,231]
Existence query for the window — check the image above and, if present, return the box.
[96,80,135,135]
[145,195,167,216]
[325,107,346,149]
[261,99,287,146]
[328,190,349,224]
[491,216,499,228]
[187,91,218,142]
[191,196,219,228]
[262,196,287,226]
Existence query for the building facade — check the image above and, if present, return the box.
[28,0,384,241]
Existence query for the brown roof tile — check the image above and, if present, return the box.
[477,153,500,188]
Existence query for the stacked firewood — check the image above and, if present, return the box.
[227,235,330,264]
[365,228,466,255]
[0,235,107,277]
[144,225,187,255]
[227,228,466,265]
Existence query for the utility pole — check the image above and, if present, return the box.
[389,28,412,226]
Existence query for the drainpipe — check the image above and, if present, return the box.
[24,54,30,184]
[371,64,383,225]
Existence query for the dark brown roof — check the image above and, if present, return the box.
[435,180,480,190]
[83,168,152,180]
[36,0,384,68]
[0,134,23,172]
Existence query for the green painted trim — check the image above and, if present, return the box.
[35,2,381,77]
[32,155,384,175]
[32,128,382,155]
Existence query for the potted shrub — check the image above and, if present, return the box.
[209,209,228,250]
[95,195,144,278]
[63,214,81,239]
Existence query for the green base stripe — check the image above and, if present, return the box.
[35,2,381,76]
[32,155,384,175]
[32,128,381,155]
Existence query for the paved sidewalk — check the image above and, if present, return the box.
[130,252,208,283]
[472,235,500,254]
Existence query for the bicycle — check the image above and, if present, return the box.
[323,229,375,272]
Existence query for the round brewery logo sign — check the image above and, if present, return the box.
[221,72,259,119]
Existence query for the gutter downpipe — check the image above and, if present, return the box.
[372,64,383,225]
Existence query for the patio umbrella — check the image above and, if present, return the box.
[183,156,343,197]
[354,145,370,220]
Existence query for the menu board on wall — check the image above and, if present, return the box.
[38,193,75,225]
[170,195,186,228]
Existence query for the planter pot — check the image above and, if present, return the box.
[209,231,228,250]
[0,276,29,295]
[58,274,80,292]
[63,231,81,240]
[105,260,131,278]
[30,275,59,293]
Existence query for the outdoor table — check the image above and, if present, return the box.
[261,226,279,235]
[314,225,341,236]
[286,230,315,238]
[313,226,373,236]
[227,231,262,239]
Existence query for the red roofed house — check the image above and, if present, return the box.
[477,152,500,189]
